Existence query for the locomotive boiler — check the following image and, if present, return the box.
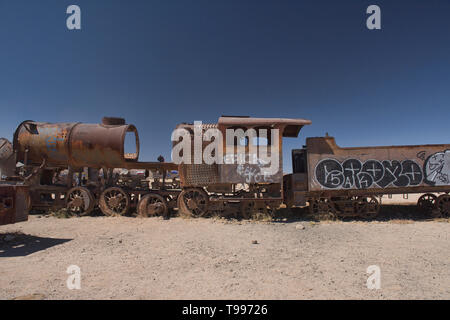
[13,117,139,169]
[5,117,178,218]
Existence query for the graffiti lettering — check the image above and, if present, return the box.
[226,154,277,183]
[424,150,450,185]
[316,158,423,189]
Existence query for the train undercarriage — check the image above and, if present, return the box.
[306,192,450,219]
[177,184,283,219]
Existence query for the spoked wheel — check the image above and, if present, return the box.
[177,188,209,217]
[435,194,450,218]
[66,187,95,216]
[417,193,438,215]
[354,196,380,219]
[137,193,168,217]
[99,187,130,216]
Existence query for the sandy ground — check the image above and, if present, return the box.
[0,194,449,300]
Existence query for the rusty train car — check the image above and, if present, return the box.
[285,135,450,218]
[175,116,450,219]
[174,116,311,218]
[1,115,450,225]
[0,117,178,222]
[0,138,30,226]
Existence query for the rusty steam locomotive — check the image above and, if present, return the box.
[0,116,449,225]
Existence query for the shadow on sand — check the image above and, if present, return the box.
[0,233,72,258]
[274,204,448,223]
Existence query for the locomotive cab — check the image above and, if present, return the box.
[175,116,311,217]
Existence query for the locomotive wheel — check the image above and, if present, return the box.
[99,187,130,216]
[417,193,438,215]
[177,188,209,218]
[435,194,450,218]
[137,193,168,217]
[354,196,380,219]
[66,187,95,216]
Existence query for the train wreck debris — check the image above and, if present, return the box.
[285,136,450,218]
[0,184,30,226]
[0,115,449,223]
[1,118,179,220]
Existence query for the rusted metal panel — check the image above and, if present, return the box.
[13,120,139,169]
[180,164,220,186]
[123,161,177,171]
[292,173,308,191]
[0,138,15,178]
[219,154,283,184]
[307,136,450,193]
[0,184,29,226]
[176,117,311,186]
[69,123,139,167]
[284,173,308,206]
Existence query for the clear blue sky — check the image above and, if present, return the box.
[1,0,450,171]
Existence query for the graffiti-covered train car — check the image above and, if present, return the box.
[174,116,311,218]
[285,135,450,218]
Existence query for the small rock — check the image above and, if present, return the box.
[295,224,305,230]
[252,240,258,244]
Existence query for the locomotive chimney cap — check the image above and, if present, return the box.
[102,117,126,125]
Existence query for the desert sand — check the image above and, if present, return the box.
[0,194,449,300]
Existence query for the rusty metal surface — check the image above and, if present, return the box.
[122,161,177,171]
[219,158,283,184]
[307,136,450,194]
[216,117,307,184]
[177,117,311,186]
[0,138,15,178]
[13,120,139,169]
[180,164,220,186]
[0,184,29,226]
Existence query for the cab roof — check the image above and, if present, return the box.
[218,116,311,138]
